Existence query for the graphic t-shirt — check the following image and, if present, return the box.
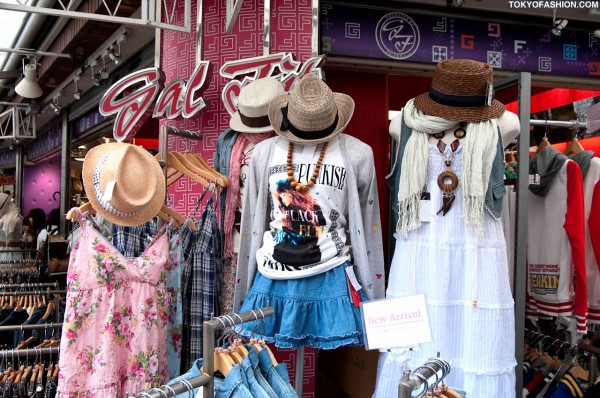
[256,136,350,279]
[233,141,256,253]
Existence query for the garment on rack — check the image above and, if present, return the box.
[545,371,585,397]
[527,146,588,332]
[57,211,171,397]
[0,309,28,347]
[180,191,217,370]
[374,120,516,398]
[112,220,158,259]
[0,205,23,268]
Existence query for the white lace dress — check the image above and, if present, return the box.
[373,143,516,398]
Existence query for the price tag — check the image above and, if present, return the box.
[360,294,432,350]
[103,180,117,202]
[345,266,363,291]
[529,174,540,185]
[420,192,431,223]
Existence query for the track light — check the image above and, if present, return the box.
[552,19,568,36]
[73,75,82,100]
[92,74,101,87]
[594,29,600,38]
[15,55,42,99]
[49,93,62,114]
[100,68,109,80]
[108,49,120,65]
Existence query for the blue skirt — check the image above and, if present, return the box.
[236,261,366,349]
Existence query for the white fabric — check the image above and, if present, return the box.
[374,143,515,398]
[501,187,517,294]
[399,100,499,236]
[585,158,600,323]
[255,136,350,279]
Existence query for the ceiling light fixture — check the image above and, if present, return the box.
[100,67,109,80]
[594,29,600,38]
[108,48,120,65]
[73,74,82,100]
[15,55,42,99]
[49,93,62,114]
[551,9,568,36]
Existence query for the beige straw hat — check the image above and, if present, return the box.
[268,73,355,144]
[414,59,505,122]
[230,77,285,133]
[82,142,165,227]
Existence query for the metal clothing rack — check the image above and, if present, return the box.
[0,282,58,289]
[0,322,62,332]
[132,306,274,398]
[397,358,452,398]
[530,119,586,129]
[0,289,66,296]
[0,346,59,358]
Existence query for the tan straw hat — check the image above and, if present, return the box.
[82,142,165,227]
[268,73,354,144]
[230,77,285,133]
[414,59,505,122]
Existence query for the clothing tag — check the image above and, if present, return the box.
[345,266,363,291]
[347,276,362,307]
[529,174,540,185]
[420,199,431,223]
[486,82,494,106]
[102,180,117,202]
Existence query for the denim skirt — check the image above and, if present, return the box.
[236,261,366,349]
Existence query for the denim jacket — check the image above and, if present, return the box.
[386,114,506,229]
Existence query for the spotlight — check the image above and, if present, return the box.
[108,49,120,65]
[100,68,109,80]
[594,29,600,38]
[50,94,62,114]
[92,75,101,87]
[552,19,568,36]
[15,55,42,99]
[73,89,82,100]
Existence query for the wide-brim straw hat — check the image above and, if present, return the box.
[268,74,355,145]
[230,77,285,133]
[82,142,165,227]
[414,59,505,122]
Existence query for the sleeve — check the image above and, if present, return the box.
[213,131,223,173]
[233,143,265,312]
[588,178,600,272]
[564,161,588,332]
[355,143,385,300]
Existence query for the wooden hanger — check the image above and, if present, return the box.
[156,153,212,188]
[65,203,94,221]
[206,348,234,376]
[17,336,37,350]
[569,363,589,382]
[564,136,584,155]
[41,301,54,321]
[536,137,551,154]
[181,152,229,187]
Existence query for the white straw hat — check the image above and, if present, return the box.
[82,142,165,226]
[229,77,285,133]
[268,74,354,145]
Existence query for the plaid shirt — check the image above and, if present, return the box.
[112,220,158,259]
[180,196,218,370]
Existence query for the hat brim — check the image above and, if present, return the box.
[268,92,355,145]
[82,142,165,227]
[413,92,505,123]
[229,111,275,133]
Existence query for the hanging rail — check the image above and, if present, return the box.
[0,282,58,289]
[0,289,66,296]
[130,374,211,398]
[530,119,585,129]
[0,346,58,357]
[398,358,451,398]
[0,323,62,332]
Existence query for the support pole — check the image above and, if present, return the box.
[15,145,23,210]
[295,346,304,396]
[60,112,71,235]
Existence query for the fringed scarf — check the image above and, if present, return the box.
[397,99,499,237]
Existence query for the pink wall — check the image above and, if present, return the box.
[22,153,61,217]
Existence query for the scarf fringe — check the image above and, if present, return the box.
[397,193,422,238]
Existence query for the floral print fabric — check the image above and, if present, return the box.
[58,216,171,398]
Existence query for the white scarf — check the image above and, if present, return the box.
[397,99,499,237]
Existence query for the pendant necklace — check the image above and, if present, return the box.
[436,139,460,216]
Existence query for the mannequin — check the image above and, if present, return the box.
[233,74,385,349]
[375,59,518,398]
[0,193,24,267]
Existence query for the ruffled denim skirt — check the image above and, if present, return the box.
[236,261,366,349]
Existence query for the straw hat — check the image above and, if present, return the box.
[414,59,505,122]
[268,74,355,144]
[82,142,165,227]
[230,77,285,133]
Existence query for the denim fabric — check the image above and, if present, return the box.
[257,348,298,398]
[243,345,278,398]
[237,261,365,349]
[239,356,271,398]
[16,306,47,343]
[168,358,204,398]
[215,365,254,398]
[386,113,506,226]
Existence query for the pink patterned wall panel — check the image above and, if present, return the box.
[22,153,61,216]
[160,1,316,396]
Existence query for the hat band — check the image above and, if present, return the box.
[93,153,140,219]
[429,86,494,108]
[280,105,339,140]
[239,111,271,129]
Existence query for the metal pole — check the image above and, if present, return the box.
[60,112,71,235]
[590,354,598,384]
[15,145,23,210]
[295,346,304,396]
[311,0,320,57]
[263,0,270,56]
[0,322,62,332]
[136,374,211,398]
[0,47,72,58]
[514,72,531,397]
[529,119,583,128]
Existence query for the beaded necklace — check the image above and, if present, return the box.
[286,141,329,192]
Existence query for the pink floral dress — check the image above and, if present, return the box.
[58,213,171,398]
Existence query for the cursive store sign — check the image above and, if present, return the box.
[100,53,325,142]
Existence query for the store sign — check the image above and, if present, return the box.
[99,62,213,141]
[361,294,432,350]
[322,2,600,78]
[220,53,325,116]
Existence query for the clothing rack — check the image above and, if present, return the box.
[202,306,274,398]
[397,358,451,398]
[130,374,211,398]
[0,346,59,358]
[0,282,58,289]
[0,289,65,296]
[530,119,585,129]
[0,322,62,332]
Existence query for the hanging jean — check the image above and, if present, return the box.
[257,348,298,398]
[214,365,254,398]
[242,346,278,398]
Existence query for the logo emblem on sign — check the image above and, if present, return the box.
[375,12,420,60]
